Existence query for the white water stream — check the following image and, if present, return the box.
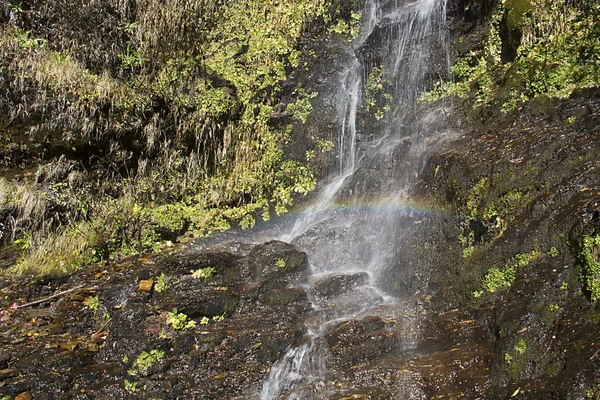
[259,0,450,397]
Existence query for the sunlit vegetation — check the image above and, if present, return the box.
[0,0,358,277]
[420,0,600,110]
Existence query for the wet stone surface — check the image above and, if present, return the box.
[0,240,311,399]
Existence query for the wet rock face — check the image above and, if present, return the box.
[0,240,311,398]
[402,87,600,397]
[244,240,309,286]
[325,316,395,368]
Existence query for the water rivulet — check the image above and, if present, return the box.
[259,0,453,398]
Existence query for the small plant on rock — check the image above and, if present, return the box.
[85,296,99,312]
[155,273,168,292]
[128,349,165,376]
[580,235,600,301]
[192,266,215,279]
[166,309,196,330]
[124,379,138,392]
[484,266,516,293]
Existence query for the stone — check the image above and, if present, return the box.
[137,279,154,293]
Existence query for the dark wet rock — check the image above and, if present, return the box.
[156,246,244,283]
[312,272,370,300]
[156,280,239,319]
[0,239,312,398]
[325,316,396,369]
[244,240,309,287]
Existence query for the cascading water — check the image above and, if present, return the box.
[260,0,450,398]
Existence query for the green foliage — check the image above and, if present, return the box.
[482,250,540,293]
[124,379,138,392]
[212,313,225,322]
[8,2,23,13]
[86,296,99,313]
[315,139,335,152]
[330,11,362,41]
[0,0,332,277]
[463,246,475,258]
[276,258,286,268]
[286,88,317,123]
[191,266,215,279]
[129,349,165,376]
[549,246,559,257]
[166,309,196,330]
[365,66,393,120]
[484,265,516,293]
[421,0,600,109]
[579,235,600,302]
[459,171,536,258]
[514,338,528,354]
[155,273,168,293]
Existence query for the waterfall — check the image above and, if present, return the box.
[260,0,450,397]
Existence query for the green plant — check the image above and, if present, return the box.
[155,273,168,293]
[514,338,527,354]
[276,258,286,268]
[85,296,99,313]
[124,379,138,392]
[1,0,332,280]
[482,250,540,293]
[200,316,210,325]
[420,0,600,110]
[191,266,215,279]
[212,313,225,322]
[549,247,559,257]
[166,309,196,330]
[579,235,600,301]
[329,11,362,40]
[8,2,23,13]
[118,46,143,68]
[484,266,516,293]
[128,349,165,376]
[286,88,317,123]
[463,246,475,258]
[365,66,393,120]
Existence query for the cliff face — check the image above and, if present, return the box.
[401,0,600,395]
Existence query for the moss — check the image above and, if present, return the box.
[481,250,540,293]
[484,265,516,292]
[579,235,600,302]
[129,349,165,376]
